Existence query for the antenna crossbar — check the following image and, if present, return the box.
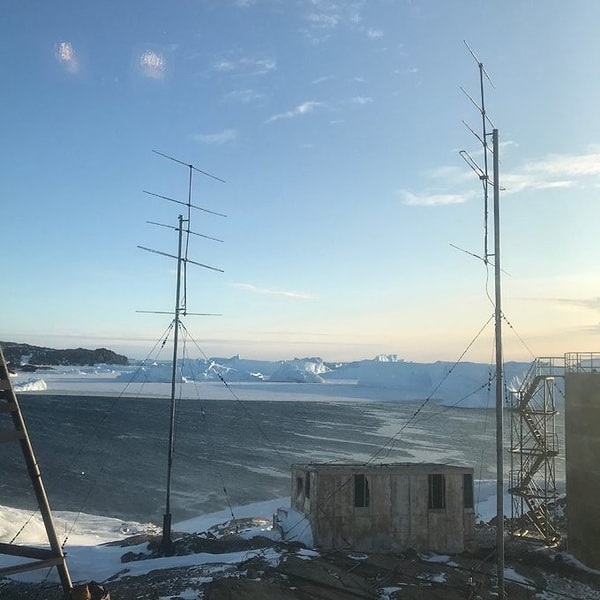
[138,245,224,272]
[136,310,222,316]
[143,191,227,218]
[147,221,224,243]
[152,149,226,183]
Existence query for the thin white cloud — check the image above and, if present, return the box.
[233,283,314,299]
[499,150,600,195]
[192,129,238,145]
[551,297,600,311]
[223,88,265,104]
[214,59,236,72]
[501,174,576,194]
[409,148,599,208]
[366,28,383,38]
[55,41,79,74]
[301,0,364,43]
[348,96,373,105]
[307,13,340,28]
[400,190,470,207]
[213,56,276,76]
[312,75,334,85]
[266,101,322,123]
[523,152,600,178]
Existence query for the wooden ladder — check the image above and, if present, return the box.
[0,345,72,595]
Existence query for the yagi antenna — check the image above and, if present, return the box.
[143,151,227,312]
[461,42,507,600]
[138,150,226,553]
[459,40,496,263]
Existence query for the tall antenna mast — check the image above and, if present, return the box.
[460,42,505,598]
[139,151,226,553]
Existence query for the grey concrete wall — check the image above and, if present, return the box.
[565,373,600,570]
[291,464,475,554]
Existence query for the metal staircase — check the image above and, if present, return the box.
[0,346,72,595]
[509,357,563,545]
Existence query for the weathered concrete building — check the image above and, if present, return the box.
[564,357,600,570]
[290,462,476,554]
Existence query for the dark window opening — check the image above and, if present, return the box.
[354,474,370,507]
[428,473,446,509]
[304,472,311,499]
[296,476,303,498]
[463,473,474,509]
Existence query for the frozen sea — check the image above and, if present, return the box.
[4,375,565,526]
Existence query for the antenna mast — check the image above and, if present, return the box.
[461,42,505,598]
[139,151,225,553]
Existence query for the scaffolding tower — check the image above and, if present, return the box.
[509,356,563,545]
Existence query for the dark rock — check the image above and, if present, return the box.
[0,341,129,367]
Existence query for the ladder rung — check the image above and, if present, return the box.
[0,557,66,577]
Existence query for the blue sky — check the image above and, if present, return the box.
[2,1,600,362]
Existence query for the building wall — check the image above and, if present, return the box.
[291,464,475,554]
[564,373,600,569]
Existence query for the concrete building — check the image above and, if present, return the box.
[289,462,476,554]
[564,357,600,569]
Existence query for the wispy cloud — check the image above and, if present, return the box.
[549,297,600,311]
[55,41,79,74]
[500,150,600,195]
[307,12,341,28]
[312,75,334,85]
[366,28,383,38]
[266,101,323,124]
[399,190,471,207]
[301,0,365,43]
[404,147,600,209]
[223,88,265,104]
[233,283,314,299]
[192,129,238,145]
[213,56,276,76]
[348,96,373,105]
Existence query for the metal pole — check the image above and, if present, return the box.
[161,214,184,552]
[493,128,505,597]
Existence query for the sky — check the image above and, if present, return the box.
[2,0,600,363]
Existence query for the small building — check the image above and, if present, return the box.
[290,462,476,554]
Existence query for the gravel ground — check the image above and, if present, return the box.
[2,527,600,600]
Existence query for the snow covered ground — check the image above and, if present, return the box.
[0,482,504,587]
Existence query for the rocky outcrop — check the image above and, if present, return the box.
[0,342,129,367]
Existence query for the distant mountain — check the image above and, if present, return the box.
[0,342,129,368]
